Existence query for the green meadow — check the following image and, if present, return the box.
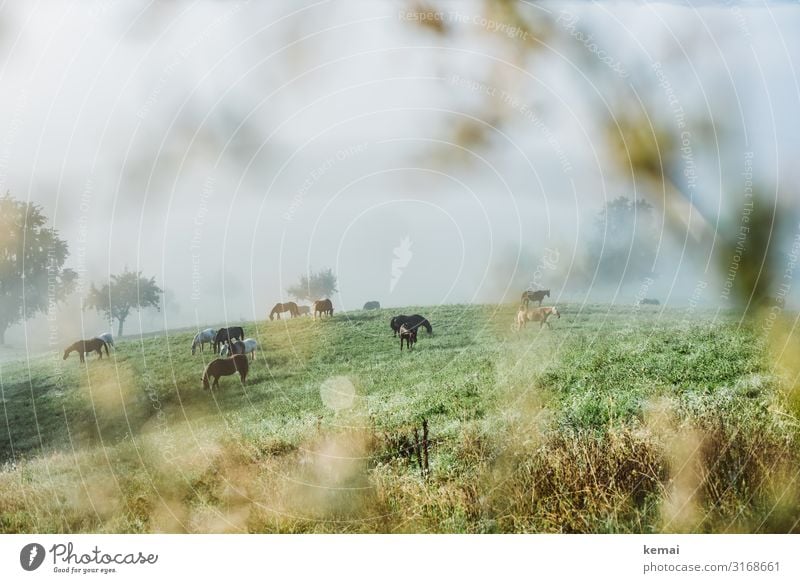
[1,304,798,533]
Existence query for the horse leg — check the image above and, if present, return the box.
[79,352,85,363]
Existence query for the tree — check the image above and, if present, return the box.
[86,269,162,337]
[0,193,77,344]
[587,196,657,285]
[287,268,338,302]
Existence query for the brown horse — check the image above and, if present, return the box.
[314,299,334,319]
[521,289,550,308]
[516,306,560,330]
[202,355,249,390]
[296,305,311,316]
[63,338,109,363]
[399,324,417,351]
[269,301,299,320]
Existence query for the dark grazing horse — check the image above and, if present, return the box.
[314,299,334,319]
[399,324,417,351]
[213,326,244,354]
[202,355,249,390]
[639,298,660,306]
[390,314,433,337]
[521,289,550,308]
[269,301,299,320]
[363,301,381,310]
[63,338,108,363]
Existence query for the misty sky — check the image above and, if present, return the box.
[0,0,798,343]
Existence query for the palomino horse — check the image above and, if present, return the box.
[213,326,245,354]
[314,299,334,319]
[269,302,299,320]
[521,289,550,308]
[390,315,433,337]
[516,306,560,330]
[63,338,109,362]
[201,355,249,390]
[191,328,216,354]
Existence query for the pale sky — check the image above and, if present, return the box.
[1,0,798,344]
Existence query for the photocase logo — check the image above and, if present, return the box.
[390,236,413,292]
[19,543,46,571]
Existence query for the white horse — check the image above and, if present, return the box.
[192,328,217,355]
[95,332,115,349]
[220,338,258,361]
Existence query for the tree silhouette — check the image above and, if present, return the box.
[587,196,657,285]
[0,193,77,344]
[287,268,338,302]
[86,269,162,337]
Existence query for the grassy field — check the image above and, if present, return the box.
[1,303,798,533]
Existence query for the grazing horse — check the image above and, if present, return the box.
[390,314,433,337]
[521,289,550,308]
[296,305,311,316]
[639,298,660,306]
[63,338,108,363]
[213,326,244,354]
[201,355,249,390]
[270,302,299,320]
[314,299,334,319]
[191,328,216,355]
[399,324,417,351]
[95,332,115,350]
[220,338,258,361]
[516,306,560,330]
[363,301,381,310]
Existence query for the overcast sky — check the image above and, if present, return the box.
[1,0,798,342]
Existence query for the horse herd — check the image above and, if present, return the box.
[268,299,333,320]
[60,290,556,390]
[516,289,560,330]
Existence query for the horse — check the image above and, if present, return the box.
[220,338,258,361]
[95,332,115,350]
[399,324,417,351]
[521,289,550,308]
[639,298,660,306]
[63,338,109,363]
[297,305,311,316]
[201,355,249,390]
[390,314,433,337]
[191,328,216,355]
[270,302,299,320]
[213,326,244,354]
[314,299,334,319]
[516,306,560,330]
[363,301,381,310]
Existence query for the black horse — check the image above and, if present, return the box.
[363,301,381,310]
[390,314,433,337]
[521,289,550,308]
[213,326,244,354]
